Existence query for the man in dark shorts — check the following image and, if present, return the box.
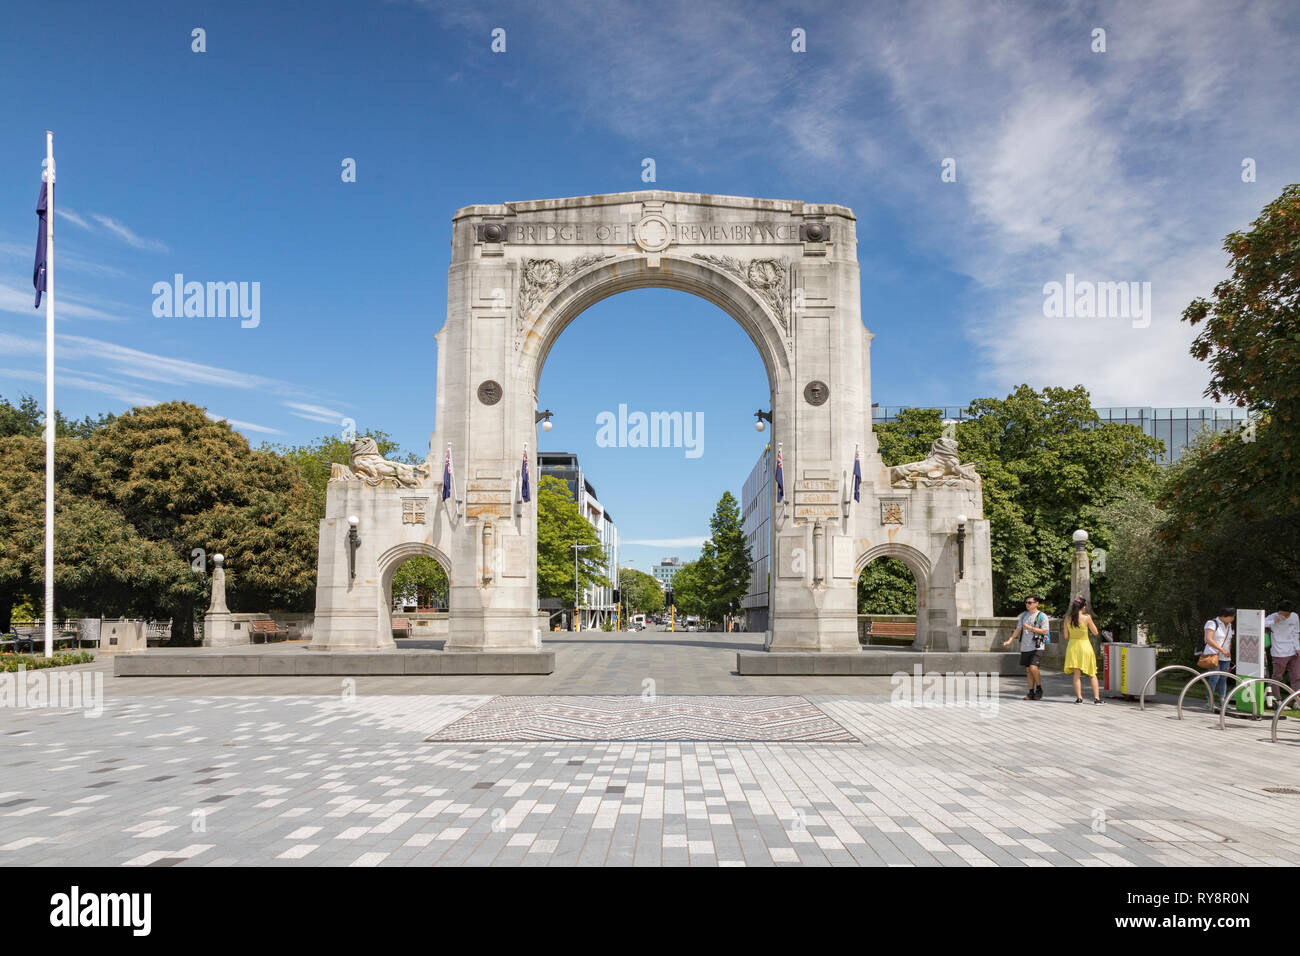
[1003,595,1050,700]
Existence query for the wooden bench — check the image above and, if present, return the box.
[870,621,916,637]
[249,620,290,644]
[8,631,78,653]
[391,617,413,638]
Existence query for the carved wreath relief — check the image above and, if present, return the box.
[690,254,789,332]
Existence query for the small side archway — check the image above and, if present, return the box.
[856,542,932,650]
[376,542,454,641]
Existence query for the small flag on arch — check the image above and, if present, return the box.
[775,445,784,503]
[441,446,453,501]
[521,445,531,502]
[852,446,862,502]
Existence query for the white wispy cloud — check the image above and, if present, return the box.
[58,334,282,390]
[624,537,706,548]
[0,366,159,407]
[208,413,284,435]
[58,207,92,230]
[0,279,124,321]
[89,214,169,253]
[412,0,1299,406]
[283,401,347,424]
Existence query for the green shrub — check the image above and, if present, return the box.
[1,652,95,672]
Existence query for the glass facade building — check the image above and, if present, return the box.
[871,405,1248,465]
[739,445,772,632]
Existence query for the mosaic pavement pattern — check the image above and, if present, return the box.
[4,692,1300,866]
[424,695,859,742]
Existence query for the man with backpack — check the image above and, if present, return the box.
[1003,595,1051,700]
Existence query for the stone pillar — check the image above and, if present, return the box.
[203,554,243,647]
[1070,528,1092,608]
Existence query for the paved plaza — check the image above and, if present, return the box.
[3,634,1299,867]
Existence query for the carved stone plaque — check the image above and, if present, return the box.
[881,499,906,526]
[804,380,829,406]
[401,498,428,525]
[477,380,503,406]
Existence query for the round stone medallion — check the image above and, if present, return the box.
[804,380,830,406]
[477,380,503,405]
[482,222,506,243]
[634,214,672,253]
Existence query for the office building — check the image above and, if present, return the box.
[538,452,620,629]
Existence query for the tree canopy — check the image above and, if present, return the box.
[0,401,318,640]
[535,475,608,605]
[873,386,1164,618]
[618,567,664,615]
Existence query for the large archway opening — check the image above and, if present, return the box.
[535,286,771,637]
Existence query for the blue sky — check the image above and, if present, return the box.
[2,0,1297,572]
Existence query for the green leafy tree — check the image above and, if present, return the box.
[857,558,917,614]
[1094,186,1300,657]
[668,559,709,619]
[58,402,319,641]
[618,567,664,615]
[1184,183,1300,502]
[875,388,1163,618]
[535,475,607,606]
[1,393,116,440]
[391,555,449,609]
[0,434,185,632]
[703,491,751,623]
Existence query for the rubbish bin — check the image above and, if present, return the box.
[1102,642,1158,698]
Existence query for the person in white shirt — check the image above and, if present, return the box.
[1266,601,1300,693]
[1202,608,1235,710]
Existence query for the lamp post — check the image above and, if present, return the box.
[347,515,360,581]
[754,409,772,432]
[572,542,596,631]
[955,513,968,580]
[536,409,554,431]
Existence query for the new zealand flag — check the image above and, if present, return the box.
[775,446,784,503]
[34,181,50,307]
[521,447,531,502]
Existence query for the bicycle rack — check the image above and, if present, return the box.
[1139,665,1200,711]
[1176,670,1245,720]
[1270,689,1300,743]
[1216,677,1295,730]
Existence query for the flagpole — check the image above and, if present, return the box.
[43,130,55,660]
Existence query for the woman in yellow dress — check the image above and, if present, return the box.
[1064,596,1102,704]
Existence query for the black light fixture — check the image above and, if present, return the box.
[347,515,361,581]
[754,409,772,432]
[536,409,554,432]
[955,514,968,580]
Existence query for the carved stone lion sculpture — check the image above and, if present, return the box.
[329,437,430,488]
[888,437,979,487]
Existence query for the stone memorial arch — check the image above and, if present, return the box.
[311,190,993,654]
